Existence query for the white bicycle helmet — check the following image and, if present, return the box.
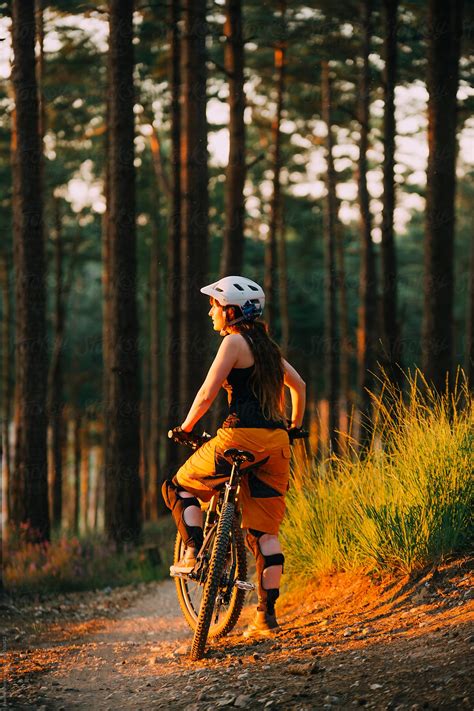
[200,275,265,322]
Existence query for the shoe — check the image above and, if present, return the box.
[243,611,280,638]
[170,547,198,576]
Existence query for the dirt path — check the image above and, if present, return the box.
[3,558,473,710]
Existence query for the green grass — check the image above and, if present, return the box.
[281,371,473,582]
[3,517,176,594]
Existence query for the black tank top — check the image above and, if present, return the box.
[221,365,286,430]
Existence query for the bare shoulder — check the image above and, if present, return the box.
[219,333,245,353]
[222,333,245,347]
[221,333,253,367]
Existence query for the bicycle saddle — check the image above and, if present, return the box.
[223,448,255,463]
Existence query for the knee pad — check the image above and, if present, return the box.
[162,478,203,550]
[246,529,284,615]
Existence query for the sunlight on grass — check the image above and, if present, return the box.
[281,370,473,581]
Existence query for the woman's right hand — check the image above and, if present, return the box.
[168,427,212,450]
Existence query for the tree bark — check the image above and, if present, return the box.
[34,0,45,202]
[149,225,163,518]
[80,419,89,533]
[356,0,377,450]
[180,0,209,412]
[422,0,463,392]
[10,0,49,541]
[321,60,340,455]
[265,2,286,336]
[105,0,142,547]
[0,253,12,529]
[165,0,183,480]
[141,294,151,521]
[72,411,81,534]
[149,126,172,200]
[220,0,246,276]
[335,210,352,445]
[48,198,65,530]
[465,238,473,386]
[381,0,402,390]
[94,438,104,531]
[102,44,111,535]
[277,202,289,355]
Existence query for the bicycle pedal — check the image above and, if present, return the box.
[234,580,256,591]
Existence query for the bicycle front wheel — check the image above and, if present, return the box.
[190,501,241,660]
[174,512,247,641]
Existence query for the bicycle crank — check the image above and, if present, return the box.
[234,580,256,591]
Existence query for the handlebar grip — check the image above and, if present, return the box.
[288,427,309,443]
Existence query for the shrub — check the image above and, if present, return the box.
[3,517,176,594]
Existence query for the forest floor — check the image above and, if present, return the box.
[2,556,473,710]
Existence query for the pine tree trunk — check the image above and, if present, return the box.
[265,2,286,335]
[11,0,49,541]
[72,411,81,534]
[34,0,45,145]
[422,0,463,392]
[356,0,377,450]
[335,213,351,444]
[321,60,340,455]
[141,297,150,521]
[220,0,246,276]
[466,240,474,385]
[48,198,65,530]
[277,203,289,355]
[165,0,183,481]
[80,420,89,533]
[34,0,45,203]
[180,0,209,411]
[0,253,12,530]
[94,438,104,531]
[149,127,172,199]
[381,0,402,390]
[149,226,163,518]
[105,0,142,546]
[102,55,111,530]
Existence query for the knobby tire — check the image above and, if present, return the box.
[174,522,246,639]
[190,501,236,660]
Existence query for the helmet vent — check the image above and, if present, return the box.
[234,283,244,290]
[215,287,224,292]
[248,285,259,291]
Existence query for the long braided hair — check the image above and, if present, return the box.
[226,307,286,422]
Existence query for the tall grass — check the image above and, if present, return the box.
[281,371,473,581]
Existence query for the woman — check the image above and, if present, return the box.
[162,275,306,636]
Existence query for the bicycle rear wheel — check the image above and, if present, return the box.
[174,511,247,641]
[190,501,241,660]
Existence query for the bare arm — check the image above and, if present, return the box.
[180,335,241,432]
[283,359,306,428]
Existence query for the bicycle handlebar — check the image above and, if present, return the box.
[169,425,309,449]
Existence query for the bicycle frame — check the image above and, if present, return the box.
[190,459,243,584]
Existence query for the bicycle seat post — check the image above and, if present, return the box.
[221,449,252,503]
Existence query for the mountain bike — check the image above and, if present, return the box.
[168,426,308,660]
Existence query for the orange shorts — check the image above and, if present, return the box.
[175,427,291,535]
